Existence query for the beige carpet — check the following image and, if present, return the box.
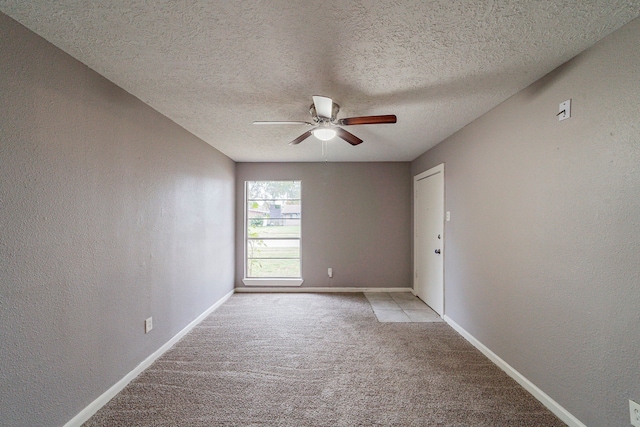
[84,293,565,426]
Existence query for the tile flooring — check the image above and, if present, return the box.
[364,292,443,323]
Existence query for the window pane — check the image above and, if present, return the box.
[247,259,301,278]
[247,201,300,218]
[248,221,300,238]
[246,200,300,237]
[247,240,300,259]
[247,181,300,200]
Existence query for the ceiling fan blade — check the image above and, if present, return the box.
[335,127,363,146]
[253,121,314,125]
[339,115,397,125]
[312,95,334,119]
[289,131,313,145]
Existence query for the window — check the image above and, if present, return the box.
[245,181,301,283]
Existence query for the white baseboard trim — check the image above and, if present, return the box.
[64,289,235,427]
[443,315,586,427]
[234,286,413,293]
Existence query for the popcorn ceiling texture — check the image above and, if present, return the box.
[0,1,638,161]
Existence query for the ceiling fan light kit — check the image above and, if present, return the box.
[312,128,337,141]
[254,95,396,146]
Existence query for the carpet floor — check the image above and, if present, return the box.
[84,293,565,426]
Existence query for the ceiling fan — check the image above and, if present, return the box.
[253,95,397,146]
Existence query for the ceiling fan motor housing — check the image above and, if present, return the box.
[309,102,340,122]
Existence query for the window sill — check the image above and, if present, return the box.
[242,278,304,287]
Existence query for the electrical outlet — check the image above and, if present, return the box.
[328,268,333,278]
[630,400,640,427]
[145,317,153,334]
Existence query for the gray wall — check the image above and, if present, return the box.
[0,14,235,427]
[412,18,640,427]
[235,162,412,289]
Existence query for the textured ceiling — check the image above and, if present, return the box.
[1,1,639,162]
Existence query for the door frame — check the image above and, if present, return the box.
[413,163,445,315]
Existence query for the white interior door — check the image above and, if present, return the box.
[414,164,444,315]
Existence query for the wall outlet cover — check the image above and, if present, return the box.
[631,400,640,427]
[145,317,153,334]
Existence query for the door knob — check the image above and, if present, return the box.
[434,249,441,254]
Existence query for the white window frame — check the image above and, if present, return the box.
[242,180,303,287]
